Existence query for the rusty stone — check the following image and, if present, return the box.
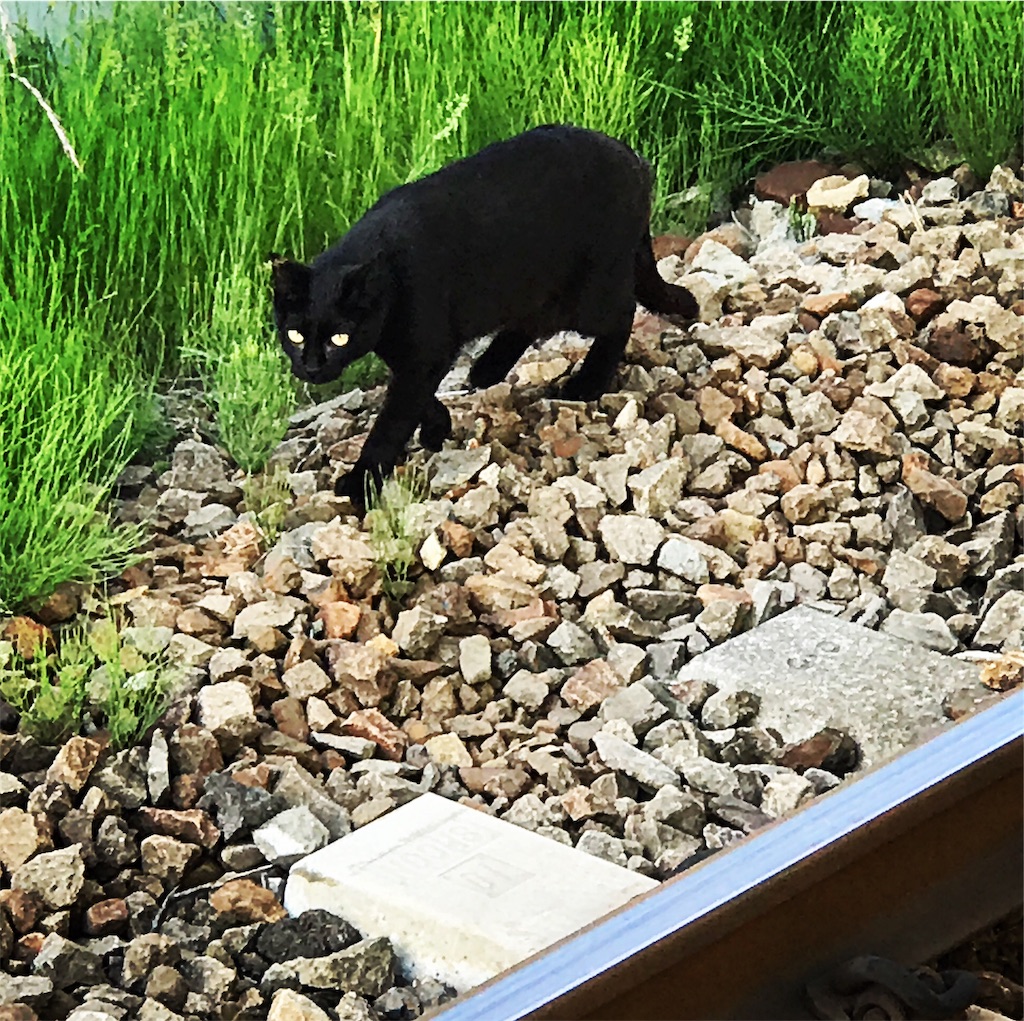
[209,878,287,923]
[83,897,129,936]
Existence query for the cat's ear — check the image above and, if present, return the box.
[268,255,311,309]
[337,253,387,312]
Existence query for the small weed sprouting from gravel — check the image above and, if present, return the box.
[365,467,429,604]
[787,198,818,242]
[188,265,296,474]
[242,464,293,549]
[0,611,181,750]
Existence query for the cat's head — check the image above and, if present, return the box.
[269,254,384,384]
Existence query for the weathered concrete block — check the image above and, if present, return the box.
[673,605,979,766]
[284,792,656,991]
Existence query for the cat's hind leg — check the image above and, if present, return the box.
[468,328,534,388]
[560,293,634,402]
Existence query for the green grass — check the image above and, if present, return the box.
[365,468,429,604]
[0,0,1020,614]
[188,264,296,474]
[0,610,177,749]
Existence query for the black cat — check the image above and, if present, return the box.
[270,124,698,509]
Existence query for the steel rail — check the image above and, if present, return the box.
[431,688,1024,1021]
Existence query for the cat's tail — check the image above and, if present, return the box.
[633,233,699,321]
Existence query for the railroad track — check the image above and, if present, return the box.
[430,688,1024,1021]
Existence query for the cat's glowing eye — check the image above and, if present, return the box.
[287,329,305,345]
[330,333,349,347]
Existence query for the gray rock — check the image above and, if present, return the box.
[628,460,687,519]
[921,177,959,204]
[263,937,396,998]
[598,683,669,737]
[11,844,86,909]
[0,973,54,1008]
[964,189,1009,219]
[92,748,149,809]
[182,503,236,539]
[974,591,1024,647]
[678,756,744,797]
[392,606,448,658]
[503,670,553,710]
[881,609,959,653]
[546,620,600,665]
[700,689,761,729]
[195,680,259,751]
[33,933,104,988]
[593,732,681,791]
[575,830,628,867]
[429,448,492,491]
[272,760,352,840]
[0,771,26,808]
[252,806,330,865]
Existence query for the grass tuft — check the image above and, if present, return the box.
[365,468,429,604]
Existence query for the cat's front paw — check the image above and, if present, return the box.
[560,373,604,403]
[334,468,371,513]
[418,402,452,452]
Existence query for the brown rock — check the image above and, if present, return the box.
[272,697,310,743]
[759,459,803,492]
[980,650,1024,692]
[0,1005,38,1021]
[778,728,860,775]
[34,583,82,626]
[459,765,532,799]
[281,659,333,701]
[933,363,976,397]
[902,457,968,521]
[175,606,226,640]
[927,324,980,366]
[45,737,104,792]
[16,932,44,959]
[1,618,53,659]
[319,601,361,640]
[136,808,220,849]
[282,635,318,672]
[209,878,287,923]
[230,763,273,789]
[171,773,205,809]
[815,211,860,234]
[0,889,43,934]
[716,420,768,462]
[140,834,199,883]
[169,725,224,776]
[83,897,129,936]
[561,660,624,713]
[696,386,738,427]
[696,584,753,608]
[651,234,691,261]
[754,160,840,205]
[324,642,395,708]
[802,292,858,317]
[905,288,946,324]
[342,708,407,762]
[439,519,475,558]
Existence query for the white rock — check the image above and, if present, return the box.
[458,634,492,686]
[598,515,666,565]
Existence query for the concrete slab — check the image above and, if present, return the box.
[284,792,657,991]
[674,605,980,767]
